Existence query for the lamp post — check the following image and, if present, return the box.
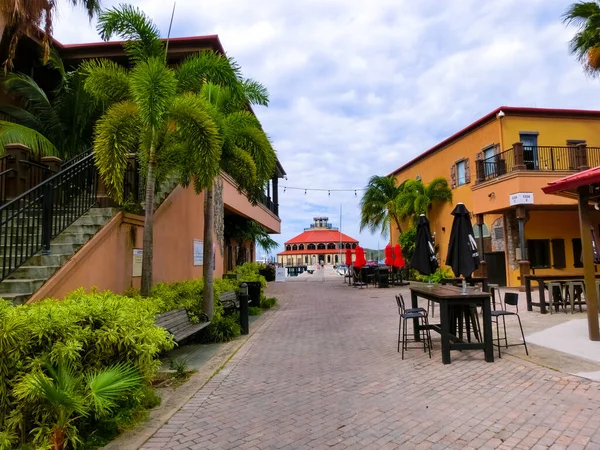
[239,283,249,335]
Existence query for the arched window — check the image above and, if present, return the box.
[345,243,351,249]
[473,223,491,239]
[317,243,326,250]
[352,243,357,249]
[292,244,297,250]
[286,245,291,251]
[307,243,316,250]
[299,244,304,250]
[327,243,336,250]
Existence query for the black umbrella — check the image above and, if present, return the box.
[411,214,438,276]
[445,202,480,278]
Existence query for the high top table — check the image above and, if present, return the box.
[410,284,494,364]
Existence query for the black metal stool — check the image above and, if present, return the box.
[395,294,432,359]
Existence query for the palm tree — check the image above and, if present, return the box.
[0,52,100,159]
[0,0,101,70]
[11,361,141,450]
[225,216,278,266]
[84,5,224,297]
[564,1,600,73]
[195,82,275,319]
[359,175,404,237]
[396,177,452,219]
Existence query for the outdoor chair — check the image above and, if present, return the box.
[353,268,367,289]
[565,281,585,314]
[395,294,432,359]
[452,305,481,343]
[488,283,501,310]
[547,281,566,314]
[491,292,529,358]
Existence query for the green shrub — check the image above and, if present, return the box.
[248,306,262,316]
[415,266,454,283]
[258,264,276,282]
[398,224,417,264]
[202,313,241,343]
[260,297,277,309]
[0,291,174,449]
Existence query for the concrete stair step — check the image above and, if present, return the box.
[53,232,97,245]
[0,278,46,294]
[10,265,61,280]
[0,291,31,305]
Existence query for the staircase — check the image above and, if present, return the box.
[0,208,115,304]
[0,157,181,305]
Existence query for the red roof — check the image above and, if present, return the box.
[388,106,600,177]
[278,249,355,256]
[285,230,358,245]
[542,166,600,195]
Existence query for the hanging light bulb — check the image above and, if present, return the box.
[304,189,307,195]
[355,190,357,197]
[328,190,330,197]
[284,187,286,193]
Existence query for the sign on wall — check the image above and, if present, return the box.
[276,267,286,282]
[193,240,203,266]
[509,192,534,206]
[132,249,143,277]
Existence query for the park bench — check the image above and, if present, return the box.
[156,308,209,343]
[219,290,239,310]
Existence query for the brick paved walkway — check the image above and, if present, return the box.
[142,280,600,450]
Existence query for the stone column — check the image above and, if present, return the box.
[476,213,487,279]
[516,205,529,290]
[513,142,526,171]
[4,143,30,200]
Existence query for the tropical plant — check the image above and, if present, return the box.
[0,52,100,159]
[564,1,600,73]
[360,175,404,237]
[225,215,278,266]
[12,361,142,450]
[396,177,452,220]
[0,0,100,70]
[84,5,226,297]
[398,223,417,264]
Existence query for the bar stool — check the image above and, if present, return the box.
[395,294,432,359]
[547,281,566,314]
[488,284,501,310]
[565,281,585,313]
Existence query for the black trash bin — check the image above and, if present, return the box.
[377,267,389,288]
[243,281,261,307]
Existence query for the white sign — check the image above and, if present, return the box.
[509,192,534,206]
[132,249,143,277]
[193,240,203,266]
[275,267,286,282]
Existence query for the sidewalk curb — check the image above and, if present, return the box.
[102,303,281,450]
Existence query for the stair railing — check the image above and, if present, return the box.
[0,152,97,282]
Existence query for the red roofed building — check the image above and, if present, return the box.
[277,217,359,267]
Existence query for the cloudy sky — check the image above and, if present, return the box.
[53,0,600,256]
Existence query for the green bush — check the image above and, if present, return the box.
[415,266,454,283]
[0,291,174,449]
[398,224,417,264]
[248,306,262,316]
[203,312,241,343]
[258,264,276,282]
[260,296,277,309]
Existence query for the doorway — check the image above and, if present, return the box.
[485,251,507,286]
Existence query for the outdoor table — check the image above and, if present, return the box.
[441,276,489,292]
[525,274,600,314]
[410,285,494,364]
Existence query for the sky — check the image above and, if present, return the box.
[52,0,600,257]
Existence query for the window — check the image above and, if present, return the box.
[473,223,490,239]
[451,159,470,187]
[527,239,551,268]
[304,256,308,264]
[285,245,291,251]
[457,161,466,185]
[327,243,336,250]
[572,238,583,268]
[292,244,297,251]
[520,132,539,170]
[307,244,316,250]
[299,244,304,250]
[482,146,496,178]
[335,255,339,263]
[317,243,326,250]
[352,243,357,249]
[327,255,331,263]
[551,239,566,269]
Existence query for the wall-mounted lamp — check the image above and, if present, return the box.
[595,202,599,211]
[488,191,495,198]
[442,227,446,232]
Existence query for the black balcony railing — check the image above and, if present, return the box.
[476,144,600,183]
[260,194,278,216]
[0,152,97,282]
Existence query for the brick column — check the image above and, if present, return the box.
[4,143,30,200]
[40,156,62,174]
[516,205,529,291]
[513,142,526,171]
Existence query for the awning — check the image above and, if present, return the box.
[542,166,600,195]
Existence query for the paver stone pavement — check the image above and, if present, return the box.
[141,279,600,449]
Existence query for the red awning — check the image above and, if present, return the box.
[542,166,600,195]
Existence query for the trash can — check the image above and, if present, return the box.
[243,281,261,307]
[377,267,389,288]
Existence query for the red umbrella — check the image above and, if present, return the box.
[345,249,352,266]
[393,244,405,268]
[385,244,394,266]
[354,246,366,269]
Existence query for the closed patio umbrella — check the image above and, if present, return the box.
[354,246,366,269]
[393,244,405,268]
[591,226,600,264]
[411,215,438,276]
[345,248,352,266]
[385,244,394,266]
[445,202,479,278]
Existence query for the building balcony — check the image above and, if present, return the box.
[471,143,596,214]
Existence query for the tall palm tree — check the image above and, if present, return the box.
[0,52,100,159]
[359,175,404,237]
[195,82,275,319]
[396,177,452,219]
[564,1,600,73]
[0,0,101,70]
[84,5,224,297]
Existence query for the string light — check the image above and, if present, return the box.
[282,186,367,193]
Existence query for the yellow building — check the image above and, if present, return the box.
[390,106,600,287]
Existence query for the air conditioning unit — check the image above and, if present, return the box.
[416,175,422,181]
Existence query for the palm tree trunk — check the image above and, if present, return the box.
[203,183,214,320]
[393,216,403,236]
[140,143,156,297]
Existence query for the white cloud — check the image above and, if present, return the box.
[53,0,600,254]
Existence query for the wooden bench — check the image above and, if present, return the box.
[156,308,209,343]
[220,290,239,310]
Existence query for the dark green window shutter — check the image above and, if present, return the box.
[572,238,583,268]
[551,239,566,269]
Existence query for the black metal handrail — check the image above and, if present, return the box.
[61,149,93,170]
[0,152,97,282]
[478,148,514,182]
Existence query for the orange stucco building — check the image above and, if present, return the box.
[390,106,600,288]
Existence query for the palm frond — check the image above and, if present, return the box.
[28,364,86,417]
[359,175,401,235]
[241,79,269,107]
[97,4,164,62]
[176,51,243,94]
[221,146,258,194]
[82,59,131,105]
[167,94,222,191]
[93,101,142,203]
[85,363,142,417]
[226,116,275,183]
[425,177,452,203]
[130,58,177,128]
[0,121,59,157]
[0,104,43,131]
[72,0,102,19]
[564,1,600,73]
[45,47,66,79]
